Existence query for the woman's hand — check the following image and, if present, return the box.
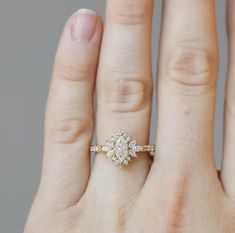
[24,0,235,232]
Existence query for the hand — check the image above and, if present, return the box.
[24,0,235,232]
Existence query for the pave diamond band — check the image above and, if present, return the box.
[90,144,155,154]
[90,130,155,167]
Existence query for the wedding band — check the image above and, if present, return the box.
[90,130,155,167]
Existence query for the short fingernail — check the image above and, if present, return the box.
[72,9,98,42]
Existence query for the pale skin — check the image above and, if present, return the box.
[24,0,235,232]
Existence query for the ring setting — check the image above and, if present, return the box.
[90,130,155,167]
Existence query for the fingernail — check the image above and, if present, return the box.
[72,9,98,42]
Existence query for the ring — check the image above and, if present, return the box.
[90,130,155,167]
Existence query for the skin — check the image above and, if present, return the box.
[24,0,235,232]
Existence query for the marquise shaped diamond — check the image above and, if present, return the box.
[114,135,128,160]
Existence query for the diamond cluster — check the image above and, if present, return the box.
[103,130,143,167]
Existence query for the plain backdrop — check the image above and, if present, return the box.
[0,0,227,232]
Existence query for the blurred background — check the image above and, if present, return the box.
[0,0,227,232]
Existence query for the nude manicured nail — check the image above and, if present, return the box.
[72,9,98,42]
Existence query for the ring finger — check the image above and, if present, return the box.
[87,0,154,210]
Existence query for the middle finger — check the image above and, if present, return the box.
[147,0,220,212]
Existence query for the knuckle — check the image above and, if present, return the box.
[102,76,152,112]
[48,118,93,144]
[166,47,217,95]
[109,0,151,24]
[54,61,92,82]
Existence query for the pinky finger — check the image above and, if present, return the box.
[36,9,103,209]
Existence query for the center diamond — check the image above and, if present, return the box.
[115,135,128,161]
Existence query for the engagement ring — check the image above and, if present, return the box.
[90,130,155,167]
